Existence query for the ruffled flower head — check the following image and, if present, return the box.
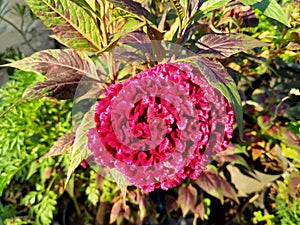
[88,62,234,192]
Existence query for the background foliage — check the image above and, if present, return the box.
[0,0,299,225]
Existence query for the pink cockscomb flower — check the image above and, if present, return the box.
[87,62,234,192]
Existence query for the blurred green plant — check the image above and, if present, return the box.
[0,69,73,225]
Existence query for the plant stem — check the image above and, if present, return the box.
[0,15,36,52]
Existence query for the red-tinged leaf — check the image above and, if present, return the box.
[2,49,102,99]
[2,49,98,80]
[107,0,156,24]
[195,169,223,203]
[279,127,300,152]
[110,199,130,224]
[23,74,81,99]
[196,168,239,204]
[192,202,205,220]
[99,19,146,53]
[197,34,267,58]
[25,0,102,51]
[183,56,243,139]
[220,178,239,204]
[39,131,75,160]
[215,145,251,171]
[137,190,147,224]
[178,184,198,217]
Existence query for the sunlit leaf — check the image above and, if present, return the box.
[171,0,185,23]
[2,49,100,99]
[99,19,146,53]
[65,108,94,187]
[2,49,98,79]
[178,184,198,216]
[197,34,267,58]
[200,0,231,12]
[240,0,290,27]
[107,0,156,24]
[25,0,102,51]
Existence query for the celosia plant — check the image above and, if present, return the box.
[88,62,234,191]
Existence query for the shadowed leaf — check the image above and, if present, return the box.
[196,168,239,204]
[197,34,267,58]
[192,202,205,220]
[287,172,300,199]
[25,0,102,51]
[110,200,130,224]
[23,74,81,99]
[178,184,198,216]
[240,0,290,27]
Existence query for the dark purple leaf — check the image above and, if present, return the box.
[178,185,198,216]
[196,34,267,58]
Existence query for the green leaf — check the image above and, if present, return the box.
[200,0,231,12]
[25,0,102,51]
[65,108,94,187]
[99,19,146,53]
[240,0,290,27]
[107,0,156,25]
[171,0,185,22]
[197,34,268,58]
[110,168,130,205]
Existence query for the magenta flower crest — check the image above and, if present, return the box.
[87,62,234,192]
